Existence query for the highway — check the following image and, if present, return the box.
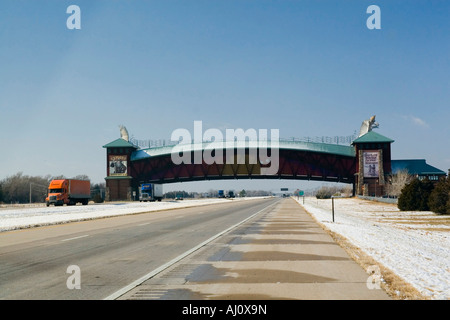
[118,197,390,300]
[0,197,278,299]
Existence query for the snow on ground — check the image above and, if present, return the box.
[295,196,450,300]
[0,198,259,232]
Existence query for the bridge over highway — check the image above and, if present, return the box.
[103,117,445,201]
[103,137,360,201]
[132,139,356,183]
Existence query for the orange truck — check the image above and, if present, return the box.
[46,179,91,206]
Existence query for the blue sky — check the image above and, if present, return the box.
[1,0,449,192]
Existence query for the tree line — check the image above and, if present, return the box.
[383,168,450,214]
[315,185,353,199]
[0,172,105,204]
[398,174,450,214]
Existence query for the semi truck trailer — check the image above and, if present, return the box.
[227,190,235,198]
[139,183,163,202]
[46,179,90,206]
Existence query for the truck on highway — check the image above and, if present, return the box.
[139,183,163,202]
[218,190,225,198]
[175,193,184,200]
[46,179,90,206]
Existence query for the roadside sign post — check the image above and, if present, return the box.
[299,190,304,204]
[332,196,335,222]
[331,196,343,222]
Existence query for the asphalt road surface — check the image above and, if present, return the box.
[0,197,278,299]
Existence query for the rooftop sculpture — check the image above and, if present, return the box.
[119,125,129,142]
[359,115,379,137]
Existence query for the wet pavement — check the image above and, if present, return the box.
[118,198,390,300]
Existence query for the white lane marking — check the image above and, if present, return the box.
[138,223,151,226]
[61,235,89,242]
[103,199,280,300]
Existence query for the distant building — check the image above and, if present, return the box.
[391,159,446,181]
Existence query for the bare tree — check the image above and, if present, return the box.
[1,172,50,203]
[386,169,413,198]
[72,174,90,181]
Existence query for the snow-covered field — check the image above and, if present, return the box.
[296,196,450,300]
[0,198,257,232]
